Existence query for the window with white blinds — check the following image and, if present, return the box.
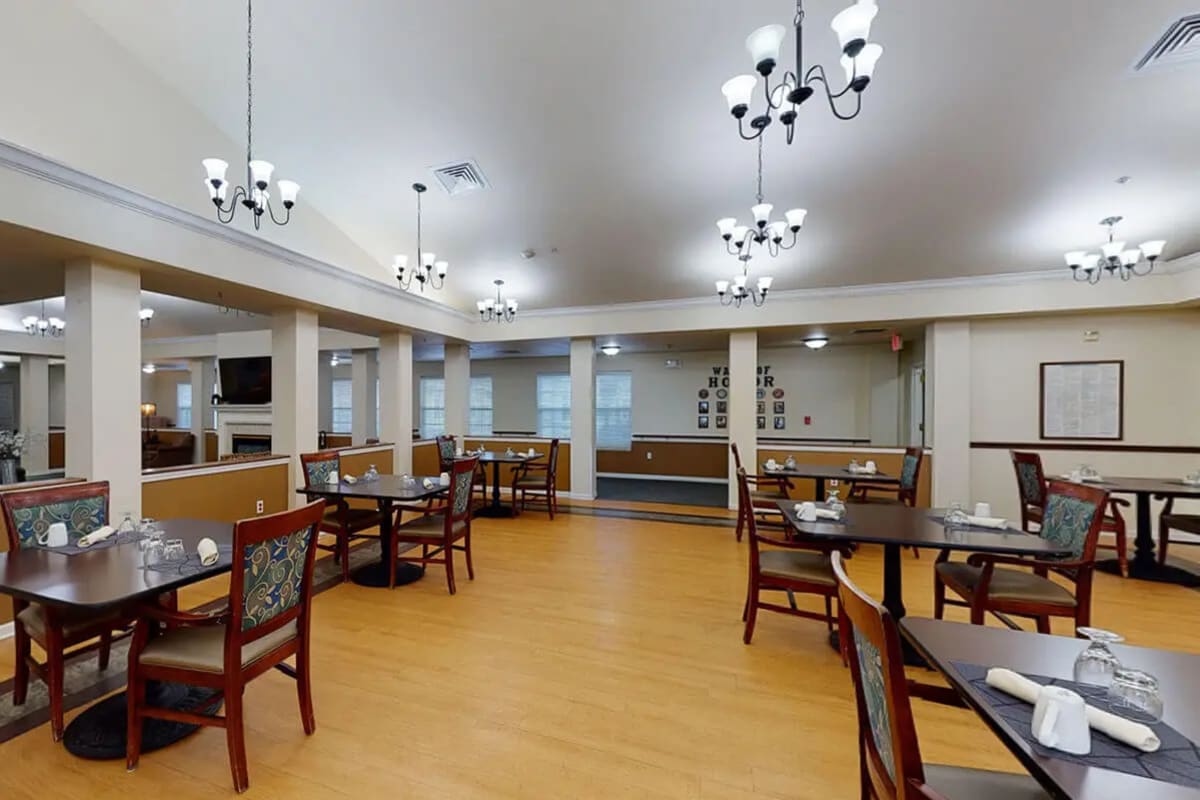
[595,371,632,450]
[375,378,380,439]
[176,383,193,429]
[331,379,352,434]
[420,377,445,439]
[537,373,571,438]
[469,376,493,436]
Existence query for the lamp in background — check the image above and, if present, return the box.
[141,402,158,445]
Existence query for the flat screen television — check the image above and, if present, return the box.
[217,356,271,405]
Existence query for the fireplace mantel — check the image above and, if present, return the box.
[214,404,271,457]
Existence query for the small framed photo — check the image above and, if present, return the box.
[698,401,710,414]
[756,400,766,415]
[698,415,710,429]
[698,389,710,400]
[756,415,766,430]
[715,415,727,429]
[756,388,766,400]
[773,416,786,430]
[716,400,727,414]
[773,401,785,415]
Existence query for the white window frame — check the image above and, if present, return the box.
[536,373,572,439]
[331,378,352,434]
[595,371,632,451]
[176,382,193,429]
[420,377,446,439]
[469,376,493,437]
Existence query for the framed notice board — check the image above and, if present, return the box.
[1039,360,1124,440]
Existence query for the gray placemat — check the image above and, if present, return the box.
[144,544,234,576]
[29,528,143,556]
[927,514,1018,534]
[951,661,1200,789]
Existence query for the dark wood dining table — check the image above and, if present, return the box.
[778,501,1073,664]
[473,450,539,518]
[763,462,897,500]
[902,618,1200,800]
[298,474,447,587]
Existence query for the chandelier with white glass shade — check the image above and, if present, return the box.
[394,183,448,293]
[721,0,883,144]
[200,0,300,230]
[1065,216,1166,285]
[477,280,518,323]
[22,301,64,337]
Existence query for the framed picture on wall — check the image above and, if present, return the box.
[698,415,710,429]
[756,415,766,430]
[716,401,727,414]
[756,400,765,415]
[715,415,727,429]
[698,401,709,414]
[1039,360,1124,440]
[756,388,766,400]
[773,416,785,430]
[773,401,785,414]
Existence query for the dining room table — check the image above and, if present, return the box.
[777,501,1074,665]
[297,473,447,587]
[763,461,898,501]
[0,517,234,759]
[902,617,1200,800]
[473,450,540,518]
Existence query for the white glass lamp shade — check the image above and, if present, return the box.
[721,74,758,113]
[1081,253,1101,272]
[202,158,228,184]
[732,225,750,245]
[421,252,436,268]
[476,300,488,312]
[842,43,883,85]
[768,221,786,241]
[716,217,738,238]
[139,308,155,321]
[1120,249,1141,266]
[1101,240,1125,261]
[745,24,786,72]
[804,337,829,350]
[830,2,877,54]
[506,299,519,312]
[484,297,496,309]
[1140,240,1166,260]
[1064,251,1087,268]
[250,187,268,209]
[785,208,808,230]
[49,318,64,330]
[142,364,156,374]
[36,318,48,331]
[248,159,275,188]
[715,280,730,295]
[751,203,774,226]
[435,260,449,278]
[734,273,748,288]
[204,179,228,203]
[393,254,408,274]
[600,345,621,357]
[276,179,300,208]
[757,275,774,291]
[21,316,37,328]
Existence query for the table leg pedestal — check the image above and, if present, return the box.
[350,500,426,588]
[63,681,221,760]
[829,543,929,667]
[1096,492,1200,587]
[475,461,516,518]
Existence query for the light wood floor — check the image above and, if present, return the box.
[0,509,1195,799]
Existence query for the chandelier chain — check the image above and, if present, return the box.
[246,0,253,168]
[755,136,764,204]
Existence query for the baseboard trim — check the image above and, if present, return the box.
[597,473,726,485]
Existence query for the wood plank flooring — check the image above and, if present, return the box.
[0,509,1195,799]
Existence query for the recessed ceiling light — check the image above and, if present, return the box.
[1115,175,1132,184]
[600,344,621,356]
[142,363,157,374]
[803,337,829,350]
[329,355,339,367]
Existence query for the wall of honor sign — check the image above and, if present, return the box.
[699,366,784,431]
[705,365,776,389]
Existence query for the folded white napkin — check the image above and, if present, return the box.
[1060,473,1104,483]
[765,461,780,471]
[422,477,435,489]
[964,515,1008,530]
[848,464,877,474]
[814,508,840,520]
[76,525,115,548]
[343,474,358,485]
[985,668,1160,752]
[197,537,220,566]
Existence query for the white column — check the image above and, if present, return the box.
[188,359,206,464]
[728,331,758,508]
[379,331,413,474]
[316,353,332,436]
[18,355,50,474]
[351,349,378,444]
[272,309,319,507]
[927,320,971,507]
[64,259,142,518]
[569,338,596,500]
[200,357,216,455]
[443,343,471,440]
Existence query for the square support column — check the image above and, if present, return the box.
[64,259,142,518]
[19,354,50,474]
[351,349,379,445]
[188,359,207,464]
[272,309,319,507]
[728,331,758,509]
[443,343,471,440]
[569,338,596,500]
[379,331,413,475]
[926,320,971,507]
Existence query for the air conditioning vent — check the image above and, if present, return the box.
[1133,14,1200,73]
[430,159,490,195]
[851,327,886,335]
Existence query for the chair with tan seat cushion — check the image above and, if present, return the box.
[126,500,325,794]
[301,450,382,583]
[934,480,1108,635]
[391,456,477,594]
[730,442,792,542]
[511,439,560,519]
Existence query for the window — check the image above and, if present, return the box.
[537,373,571,438]
[469,376,493,436]
[375,378,380,439]
[176,383,192,429]
[596,371,632,450]
[420,377,445,439]
[331,378,352,434]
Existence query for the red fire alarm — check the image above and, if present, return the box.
[804,415,812,425]
[891,333,903,352]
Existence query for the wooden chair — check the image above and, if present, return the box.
[738,468,845,651]
[511,439,560,518]
[125,500,326,793]
[391,456,478,593]
[436,433,488,507]
[1155,496,1200,566]
[730,442,792,542]
[833,553,1048,800]
[934,480,1108,634]
[848,447,923,507]
[0,480,129,741]
[1011,450,1130,576]
[300,450,382,582]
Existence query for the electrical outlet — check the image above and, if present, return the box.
[829,479,839,488]
[255,499,264,514]
[646,451,653,461]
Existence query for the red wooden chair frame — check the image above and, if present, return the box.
[730,442,792,542]
[391,456,478,593]
[300,450,382,582]
[511,439,560,519]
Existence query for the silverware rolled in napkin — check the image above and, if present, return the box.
[422,477,435,489]
[76,525,116,548]
[964,515,1008,529]
[197,537,220,566]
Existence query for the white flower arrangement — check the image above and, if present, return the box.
[0,430,25,459]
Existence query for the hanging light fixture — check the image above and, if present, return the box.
[394,183,448,292]
[1065,216,1166,284]
[140,308,155,327]
[476,280,518,323]
[22,300,64,337]
[721,0,883,144]
[201,0,299,230]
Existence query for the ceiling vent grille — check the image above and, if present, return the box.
[851,327,886,335]
[430,159,490,195]
[1133,14,1200,73]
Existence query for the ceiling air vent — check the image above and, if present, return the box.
[430,159,490,196]
[1133,14,1200,73]
[851,327,886,335]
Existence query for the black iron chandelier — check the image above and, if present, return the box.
[394,183,448,292]
[1065,216,1166,284]
[201,0,299,230]
[720,0,883,144]
[477,280,518,323]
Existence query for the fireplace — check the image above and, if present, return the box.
[214,404,272,458]
[231,434,272,455]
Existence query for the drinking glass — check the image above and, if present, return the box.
[1107,668,1164,724]
[1079,464,1098,480]
[142,539,165,568]
[848,458,860,472]
[137,528,164,553]
[163,539,186,563]
[825,490,846,520]
[364,464,379,482]
[1073,627,1124,686]
[784,454,797,471]
[138,518,158,535]
[116,511,137,535]
[943,503,969,528]
[1186,470,1200,485]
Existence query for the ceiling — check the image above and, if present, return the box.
[60,0,1200,313]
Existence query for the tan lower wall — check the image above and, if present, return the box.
[413,442,439,476]
[597,440,726,479]
[464,439,571,493]
[142,462,289,524]
[756,448,932,506]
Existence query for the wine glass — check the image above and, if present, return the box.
[943,503,969,528]
[1107,668,1164,724]
[1073,627,1124,686]
[825,490,846,520]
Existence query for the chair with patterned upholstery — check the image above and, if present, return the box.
[391,455,478,593]
[436,433,488,507]
[125,500,325,793]
[934,480,1108,634]
[1011,450,1130,576]
[511,439,560,519]
[834,553,1048,800]
[0,480,128,741]
[300,450,382,582]
[848,447,924,507]
[730,442,792,542]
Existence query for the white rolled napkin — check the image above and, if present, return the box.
[765,460,779,470]
[197,537,220,566]
[76,525,115,548]
[964,515,1008,530]
[422,477,435,489]
[814,508,841,520]
[793,501,818,522]
[985,668,1161,752]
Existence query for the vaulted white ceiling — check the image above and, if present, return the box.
[24,0,1200,313]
